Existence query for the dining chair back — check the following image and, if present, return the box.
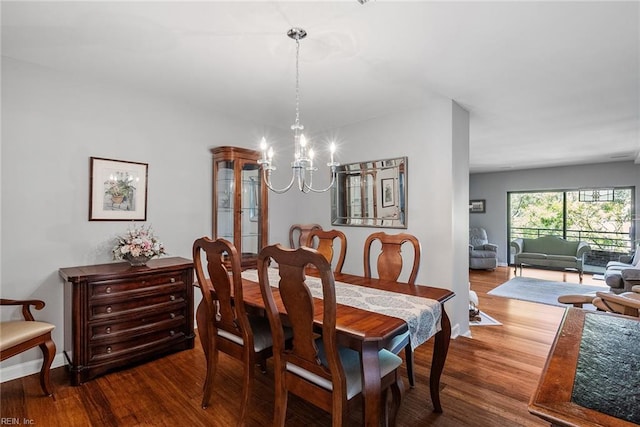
[306,229,347,273]
[289,223,322,249]
[363,231,421,387]
[193,237,274,424]
[258,244,403,426]
[364,231,421,284]
[0,299,56,396]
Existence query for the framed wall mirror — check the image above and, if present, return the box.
[331,157,407,228]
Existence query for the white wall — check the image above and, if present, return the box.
[470,161,640,264]
[0,58,280,379]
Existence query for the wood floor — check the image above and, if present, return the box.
[1,267,602,426]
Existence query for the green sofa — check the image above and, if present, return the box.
[511,235,591,281]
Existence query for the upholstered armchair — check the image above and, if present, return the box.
[604,244,640,293]
[469,227,498,270]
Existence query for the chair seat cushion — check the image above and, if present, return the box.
[517,253,548,260]
[606,261,633,270]
[0,321,54,352]
[217,315,290,352]
[470,249,497,259]
[287,341,402,400]
[386,330,410,354]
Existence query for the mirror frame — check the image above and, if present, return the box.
[331,157,408,228]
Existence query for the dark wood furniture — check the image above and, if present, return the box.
[58,257,195,385]
[192,237,274,422]
[0,299,56,396]
[306,229,347,273]
[212,146,268,270]
[289,223,322,249]
[258,244,403,426]
[364,231,422,387]
[198,268,453,426]
[364,231,421,284]
[529,307,639,426]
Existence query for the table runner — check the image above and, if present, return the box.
[241,268,442,349]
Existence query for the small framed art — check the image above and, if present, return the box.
[382,178,395,208]
[469,199,486,214]
[89,157,148,221]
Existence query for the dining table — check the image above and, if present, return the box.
[197,268,454,427]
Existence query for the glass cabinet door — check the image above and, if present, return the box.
[212,146,268,269]
[240,163,262,258]
[215,160,235,243]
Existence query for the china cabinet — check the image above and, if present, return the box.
[211,146,268,269]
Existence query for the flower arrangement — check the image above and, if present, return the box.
[112,224,166,263]
[104,172,136,198]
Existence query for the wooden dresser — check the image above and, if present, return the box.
[59,257,195,385]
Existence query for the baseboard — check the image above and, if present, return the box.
[0,353,67,383]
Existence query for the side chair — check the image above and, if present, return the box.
[306,229,347,273]
[192,237,275,425]
[364,231,421,387]
[258,244,403,426]
[0,298,56,396]
[289,223,322,249]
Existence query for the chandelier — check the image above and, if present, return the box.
[257,28,339,194]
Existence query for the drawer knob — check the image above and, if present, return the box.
[169,295,176,301]
[170,313,176,319]
[169,330,175,336]
[106,346,112,354]
[106,306,112,313]
[106,327,111,334]
[170,278,176,283]
[106,286,112,294]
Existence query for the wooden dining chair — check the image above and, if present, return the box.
[258,244,403,426]
[0,299,56,396]
[193,237,275,424]
[305,229,347,273]
[289,223,322,249]
[364,231,421,387]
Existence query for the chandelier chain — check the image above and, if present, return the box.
[294,38,301,129]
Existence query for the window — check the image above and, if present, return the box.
[508,188,635,265]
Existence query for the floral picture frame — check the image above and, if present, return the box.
[89,157,148,221]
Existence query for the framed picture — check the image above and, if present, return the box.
[469,199,486,214]
[89,157,148,221]
[382,178,395,207]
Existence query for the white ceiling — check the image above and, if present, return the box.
[2,1,639,173]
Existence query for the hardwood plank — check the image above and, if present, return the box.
[1,266,596,426]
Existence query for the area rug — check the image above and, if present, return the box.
[487,277,609,307]
[470,311,502,326]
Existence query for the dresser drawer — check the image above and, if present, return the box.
[90,273,184,299]
[90,308,186,340]
[90,290,185,320]
[89,328,185,362]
